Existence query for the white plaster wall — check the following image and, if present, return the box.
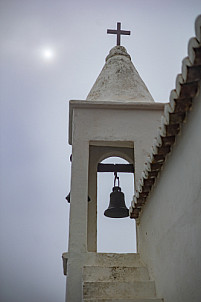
[72,108,159,142]
[66,104,163,301]
[66,140,89,301]
[138,84,201,302]
[71,107,163,189]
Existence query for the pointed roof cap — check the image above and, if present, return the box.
[86,46,154,103]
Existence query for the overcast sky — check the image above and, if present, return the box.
[0,1,200,301]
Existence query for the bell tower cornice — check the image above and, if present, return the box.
[68,100,165,145]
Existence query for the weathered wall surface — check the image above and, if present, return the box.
[138,83,201,302]
[69,102,164,189]
[66,103,164,301]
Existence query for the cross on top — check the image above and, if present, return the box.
[107,22,131,46]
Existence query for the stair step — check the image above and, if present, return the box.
[83,266,149,282]
[83,299,163,302]
[83,281,156,299]
[87,253,142,267]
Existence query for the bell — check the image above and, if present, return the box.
[104,185,129,218]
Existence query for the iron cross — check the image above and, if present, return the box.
[107,22,131,46]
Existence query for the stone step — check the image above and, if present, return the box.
[86,253,142,267]
[83,281,156,299]
[83,266,150,282]
[83,299,163,302]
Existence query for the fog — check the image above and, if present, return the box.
[0,0,200,301]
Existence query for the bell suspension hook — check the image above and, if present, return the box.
[114,172,120,187]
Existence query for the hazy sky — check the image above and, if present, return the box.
[0,1,200,301]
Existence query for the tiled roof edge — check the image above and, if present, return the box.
[130,14,201,219]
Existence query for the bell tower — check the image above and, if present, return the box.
[62,24,165,301]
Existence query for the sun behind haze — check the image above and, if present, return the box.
[41,48,55,61]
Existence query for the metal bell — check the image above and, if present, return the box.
[104,173,129,218]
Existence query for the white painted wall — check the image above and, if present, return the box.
[66,101,164,301]
[138,83,201,302]
[69,102,164,190]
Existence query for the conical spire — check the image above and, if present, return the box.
[86,46,154,103]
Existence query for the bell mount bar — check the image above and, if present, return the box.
[97,163,134,173]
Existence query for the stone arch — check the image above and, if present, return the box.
[87,143,135,252]
[97,150,133,165]
[97,155,136,253]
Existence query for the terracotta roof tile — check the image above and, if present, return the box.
[130,15,201,219]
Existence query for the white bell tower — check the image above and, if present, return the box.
[62,41,165,301]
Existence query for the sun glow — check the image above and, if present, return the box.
[42,48,54,60]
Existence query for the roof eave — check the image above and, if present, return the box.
[130,15,201,219]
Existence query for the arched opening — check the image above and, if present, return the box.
[97,156,137,253]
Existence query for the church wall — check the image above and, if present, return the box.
[71,106,163,190]
[72,107,162,143]
[67,104,164,300]
[138,83,201,302]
